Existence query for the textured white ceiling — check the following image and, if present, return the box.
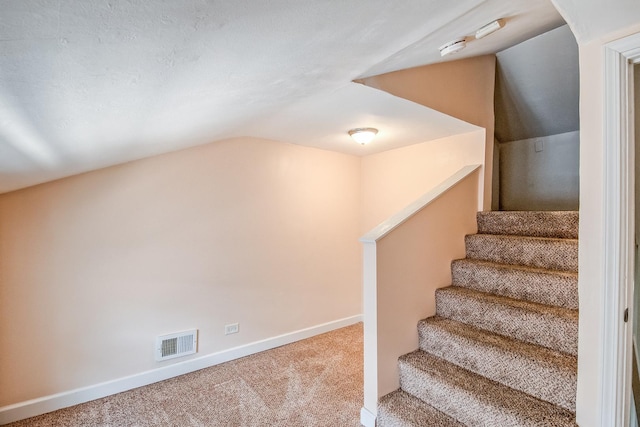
[0,0,563,193]
[551,0,640,44]
[361,0,565,77]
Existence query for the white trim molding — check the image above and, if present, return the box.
[360,406,377,427]
[602,32,640,427]
[0,315,362,425]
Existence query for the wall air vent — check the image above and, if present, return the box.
[155,329,198,361]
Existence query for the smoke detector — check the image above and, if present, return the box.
[439,38,467,57]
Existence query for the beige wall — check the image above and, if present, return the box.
[364,168,480,412]
[0,127,489,413]
[637,66,640,154]
[577,30,640,425]
[1,54,494,414]
[0,137,362,406]
[361,129,485,233]
[499,131,580,211]
[356,55,496,210]
[576,36,615,427]
[565,18,640,427]
[634,63,640,424]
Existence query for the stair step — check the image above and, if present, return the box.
[399,351,577,426]
[436,286,578,355]
[418,317,577,411]
[451,258,578,309]
[377,389,464,427]
[465,234,578,272]
[477,211,578,239]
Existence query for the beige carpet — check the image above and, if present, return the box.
[7,323,363,427]
[377,211,579,426]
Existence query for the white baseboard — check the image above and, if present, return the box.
[0,314,362,425]
[360,407,376,427]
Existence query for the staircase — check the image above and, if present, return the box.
[377,211,579,426]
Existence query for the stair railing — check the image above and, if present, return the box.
[359,164,482,426]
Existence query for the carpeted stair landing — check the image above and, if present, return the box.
[377,211,578,427]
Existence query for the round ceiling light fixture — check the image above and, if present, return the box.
[348,128,378,145]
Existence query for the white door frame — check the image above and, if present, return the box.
[602,33,640,427]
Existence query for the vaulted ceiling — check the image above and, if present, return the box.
[0,0,565,193]
[494,25,579,142]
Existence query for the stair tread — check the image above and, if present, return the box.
[436,286,578,355]
[477,211,579,239]
[453,258,578,277]
[437,286,578,322]
[399,351,577,426]
[378,390,464,427]
[419,316,577,411]
[451,258,578,309]
[465,234,578,272]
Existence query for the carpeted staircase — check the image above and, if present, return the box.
[377,211,579,426]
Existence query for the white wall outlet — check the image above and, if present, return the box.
[535,139,544,152]
[225,323,239,335]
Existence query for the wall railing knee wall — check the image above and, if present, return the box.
[359,165,482,426]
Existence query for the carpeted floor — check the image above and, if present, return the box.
[7,323,363,427]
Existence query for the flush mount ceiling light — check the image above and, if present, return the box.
[348,128,378,145]
[439,38,467,57]
[475,19,504,39]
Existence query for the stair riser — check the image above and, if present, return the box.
[419,322,576,411]
[477,211,578,239]
[465,234,578,272]
[377,391,464,427]
[452,260,578,309]
[398,356,576,426]
[400,359,523,426]
[436,289,578,355]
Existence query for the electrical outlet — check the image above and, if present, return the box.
[225,323,239,335]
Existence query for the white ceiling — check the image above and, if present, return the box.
[0,0,564,194]
[551,0,640,44]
